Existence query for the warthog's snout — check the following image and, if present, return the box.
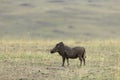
[50,49,54,53]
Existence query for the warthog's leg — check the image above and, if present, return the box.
[62,57,65,66]
[82,57,85,66]
[79,57,82,66]
[83,50,86,66]
[66,58,69,66]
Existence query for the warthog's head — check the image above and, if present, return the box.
[50,42,64,54]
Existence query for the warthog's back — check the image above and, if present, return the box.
[64,46,85,58]
[72,47,85,55]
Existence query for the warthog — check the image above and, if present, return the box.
[50,42,86,66]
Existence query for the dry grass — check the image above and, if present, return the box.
[0,39,120,80]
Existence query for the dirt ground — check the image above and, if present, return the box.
[0,58,88,80]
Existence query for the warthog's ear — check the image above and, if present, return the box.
[59,42,64,46]
[59,42,63,44]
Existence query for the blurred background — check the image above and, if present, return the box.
[0,0,120,40]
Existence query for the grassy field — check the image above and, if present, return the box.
[0,0,120,39]
[1,0,120,79]
[0,39,120,80]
